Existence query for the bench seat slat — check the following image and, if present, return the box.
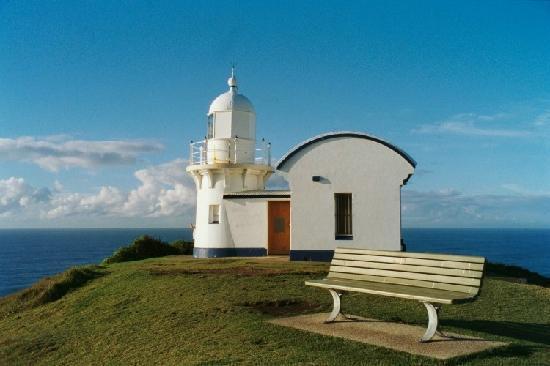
[306,278,476,304]
[330,265,481,287]
[334,247,485,264]
[327,272,479,295]
[333,253,484,271]
[331,259,483,278]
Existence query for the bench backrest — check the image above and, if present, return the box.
[329,248,486,296]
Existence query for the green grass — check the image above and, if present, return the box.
[0,256,549,365]
[0,265,105,319]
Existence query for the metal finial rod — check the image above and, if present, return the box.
[228,64,238,89]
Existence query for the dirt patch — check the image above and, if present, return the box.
[147,266,321,277]
[240,299,321,316]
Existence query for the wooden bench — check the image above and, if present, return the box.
[305,247,486,342]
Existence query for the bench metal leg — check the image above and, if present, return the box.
[325,289,342,323]
[420,302,440,342]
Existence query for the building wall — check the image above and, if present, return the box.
[231,111,255,139]
[190,167,272,257]
[224,197,291,250]
[193,172,234,249]
[224,199,268,249]
[279,137,414,257]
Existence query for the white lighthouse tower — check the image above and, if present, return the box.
[186,69,273,258]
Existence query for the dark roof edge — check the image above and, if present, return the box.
[275,131,417,170]
[224,194,291,199]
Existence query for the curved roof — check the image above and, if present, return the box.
[275,131,417,170]
[208,70,255,115]
[208,90,255,115]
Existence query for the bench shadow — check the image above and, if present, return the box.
[332,316,549,346]
[329,315,385,323]
[329,319,378,323]
[443,319,550,345]
[447,344,541,366]
[427,334,489,343]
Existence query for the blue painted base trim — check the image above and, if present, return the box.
[193,247,267,258]
[290,250,334,262]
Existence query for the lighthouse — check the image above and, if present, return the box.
[186,70,414,260]
[186,69,273,258]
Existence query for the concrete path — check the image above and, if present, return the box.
[269,313,507,360]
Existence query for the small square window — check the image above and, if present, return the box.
[209,204,220,224]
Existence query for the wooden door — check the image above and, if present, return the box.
[268,201,290,255]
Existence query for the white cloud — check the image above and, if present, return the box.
[53,180,64,192]
[266,172,289,190]
[0,159,196,225]
[414,112,532,138]
[0,136,164,171]
[501,183,550,196]
[120,159,195,217]
[475,112,510,121]
[534,110,550,126]
[45,186,127,219]
[402,188,550,227]
[3,161,549,227]
[0,177,51,217]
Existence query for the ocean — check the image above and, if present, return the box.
[0,228,548,297]
[0,228,192,297]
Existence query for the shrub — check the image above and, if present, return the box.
[103,235,194,264]
[486,261,549,287]
[103,235,181,264]
[170,239,194,255]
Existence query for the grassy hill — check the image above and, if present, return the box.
[0,256,549,365]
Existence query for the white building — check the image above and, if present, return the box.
[187,71,416,260]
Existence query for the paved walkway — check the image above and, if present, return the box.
[269,313,507,360]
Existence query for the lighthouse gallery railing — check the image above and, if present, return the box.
[189,138,271,166]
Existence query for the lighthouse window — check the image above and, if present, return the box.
[207,115,214,139]
[334,193,353,239]
[209,204,220,224]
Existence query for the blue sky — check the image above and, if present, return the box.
[1,0,549,228]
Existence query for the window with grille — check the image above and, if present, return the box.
[334,193,352,239]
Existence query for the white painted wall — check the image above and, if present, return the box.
[189,167,273,249]
[224,197,291,249]
[231,111,255,140]
[278,137,414,252]
[224,200,268,248]
[214,112,232,138]
[192,171,233,247]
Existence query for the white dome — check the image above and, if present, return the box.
[207,69,255,115]
[208,90,255,115]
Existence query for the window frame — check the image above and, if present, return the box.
[208,204,220,224]
[207,115,214,139]
[334,193,353,240]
